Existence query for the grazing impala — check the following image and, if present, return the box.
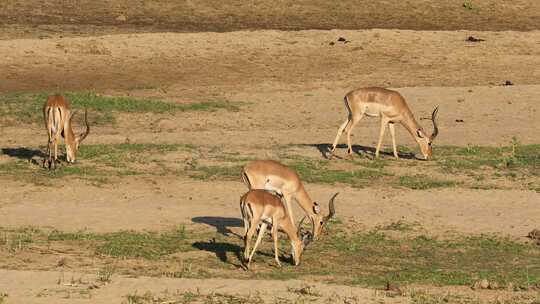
[43,94,90,169]
[330,87,439,160]
[240,189,318,268]
[242,160,337,240]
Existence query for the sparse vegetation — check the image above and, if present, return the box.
[0,92,244,125]
[462,1,474,10]
[97,264,116,283]
[48,226,192,259]
[397,174,458,190]
[1,143,538,190]
[123,291,265,304]
[1,224,539,289]
[291,158,387,187]
[377,221,419,232]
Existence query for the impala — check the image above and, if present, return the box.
[242,160,337,240]
[43,94,90,169]
[329,87,439,160]
[240,189,318,268]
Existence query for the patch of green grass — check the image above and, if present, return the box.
[124,291,264,304]
[1,142,538,190]
[0,157,108,186]
[433,141,539,190]
[291,158,386,187]
[125,291,154,304]
[0,228,36,252]
[238,224,540,288]
[2,224,540,290]
[303,227,540,288]
[462,0,474,10]
[398,174,457,190]
[0,143,197,185]
[48,226,192,260]
[0,92,244,125]
[437,143,539,172]
[1,226,198,260]
[80,143,194,167]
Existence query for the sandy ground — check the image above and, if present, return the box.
[1,5,540,303]
[1,178,538,239]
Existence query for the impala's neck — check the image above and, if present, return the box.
[281,218,303,265]
[400,109,422,139]
[295,185,315,216]
[65,120,77,144]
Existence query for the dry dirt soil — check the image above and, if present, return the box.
[0,2,539,303]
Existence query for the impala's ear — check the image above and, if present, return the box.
[416,129,425,138]
[312,202,320,214]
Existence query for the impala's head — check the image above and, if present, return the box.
[292,217,315,265]
[65,109,90,163]
[415,106,439,160]
[309,192,338,240]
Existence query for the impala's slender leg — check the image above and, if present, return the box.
[271,217,281,267]
[44,135,52,168]
[243,216,260,262]
[388,122,399,159]
[330,118,350,155]
[375,118,390,159]
[53,132,61,169]
[247,222,268,268]
[44,109,54,169]
[345,115,363,157]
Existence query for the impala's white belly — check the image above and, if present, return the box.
[264,175,285,194]
[361,102,396,118]
[362,104,383,117]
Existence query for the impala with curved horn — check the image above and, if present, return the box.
[240,189,321,268]
[242,160,338,240]
[329,87,439,160]
[43,94,90,169]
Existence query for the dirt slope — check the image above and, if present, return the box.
[1,0,540,33]
[2,30,540,92]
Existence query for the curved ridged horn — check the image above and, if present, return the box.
[297,215,307,237]
[79,108,90,142]
[297,215,315,241]
[430,106,439,141]
[322,192,339,224]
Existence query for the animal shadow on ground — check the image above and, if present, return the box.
[192,238,290,270]
[192,216,243,238]
[1,147,47,165]
[305,143,416,160]
[192,239,247,268]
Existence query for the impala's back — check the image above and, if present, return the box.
[346,87,410,120]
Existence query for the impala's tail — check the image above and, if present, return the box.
[46,107,64,141]
[344,95,353,120]
[239,194,252,235]
[241,171,251,189]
